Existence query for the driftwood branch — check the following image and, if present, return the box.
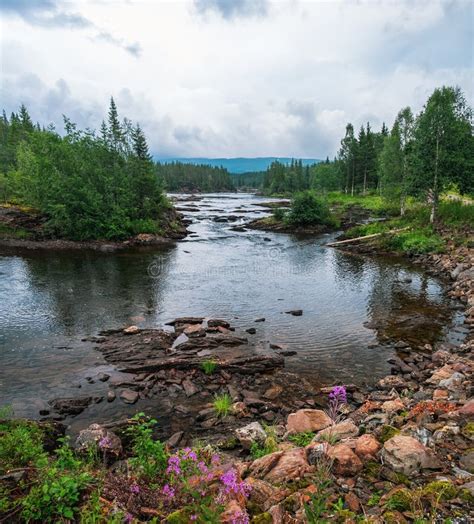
[326,227,410,247]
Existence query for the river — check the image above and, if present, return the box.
[0,193,467,424]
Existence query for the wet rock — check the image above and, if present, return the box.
[381,435,441,475]
[119,389,139,404]
[123,325,140,335]
[246,327,257,334]
[286,409,332,434]
[327,443,363,477]
[313,420,359,442]
[49,396,101,416]
[97,372,110,382]
[285,309,303,316]
[183,324,205,337]
[107,390,116,402]
[255,317,266,322]
[75,423,122,455]
[235,421,267,450]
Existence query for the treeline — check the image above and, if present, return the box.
[263,86,473,221]
[0,99,167,240]
[157,162,235,192]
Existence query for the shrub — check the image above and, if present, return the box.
[273,207,286,221]
[213,393,232,418]
[287,191,336,227]
[383,228,445,254]
[0,421,46,474]
[288,431,315,447]
[250,436,278,459]
[127,413,168,478]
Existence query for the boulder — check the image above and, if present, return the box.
[457,399,474,420]
[354,434,381,461]
[460,451,474,473]
[183,324,205,337]
[249,448,313,484]
[313,420,358,442]
[326,444,363,477]
[286,409,332,434]
[235,421,267,450]
[75,423,122,455]
[377,375,406,390]
[381,435,441,475]
[49,396,101,416]
[246,478,288,511]
[285,310,303,316]
[381,398,405,413]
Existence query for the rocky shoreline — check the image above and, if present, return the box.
[0,204,190,252]
[27,237,472,522]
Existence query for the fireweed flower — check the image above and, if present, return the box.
[162,484,175,500]
[190,516,197,521]
[219,469,252,498]
[198,461,208,473]
[130,483,140,495]
[327,385,347,423]
[124,513,133,524]
[166,455,181,475]
[230,510,250,524]
[211,454,220,465]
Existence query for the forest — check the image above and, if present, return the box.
[0,99,167,240]
[156,161,235,192]
[261,86,473,221]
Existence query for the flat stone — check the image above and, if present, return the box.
[314,420,359,442]
[264,385,283,400]
[182,378,199,397]
[381,398,405,413]
[249,448,312,484]
[167,431,184,448]
[120,389,139,404]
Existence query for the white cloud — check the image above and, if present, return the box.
[1,0,472,158]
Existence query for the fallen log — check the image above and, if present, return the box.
[326,227,410,247]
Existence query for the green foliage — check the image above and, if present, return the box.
[304,479,332,524]
[379,425,400,443]
[21,468,92,522]
[0,420,46,474]
[0,100,167,240]
[423,480,458,501]
[250,436,278,459]
[382,228,445,255]
[201,359,217,375]
[213,393,232,418]
[288,431,315,447]
[273,207,286,221]
[157,161,235,192]
[287,191,336,227]
[127,413,168,479]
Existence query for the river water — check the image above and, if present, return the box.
[0,193,467,421]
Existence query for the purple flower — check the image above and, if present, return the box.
[211,454,220,465]
[230,510,250,524]
[198,461,208,473]
[130,483,140,495]
[124,513,133,524]
[162,484,175,500]
[98,435,112,449]
[166,455,181,475]
[190,516,197,522]
[219,469,251,498]
[329,385,347,403]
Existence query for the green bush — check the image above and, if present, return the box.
[384,228,445,254]
[273,207,286,221]
[287,191,336,227]
[127,413,168,479]
[288,431,315,447]
[0,421,46,474]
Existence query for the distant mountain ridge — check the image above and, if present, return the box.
[155,157,322,174]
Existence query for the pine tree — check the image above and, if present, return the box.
[107,97,123,152]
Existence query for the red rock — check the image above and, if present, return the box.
[354,434,381,461]
[249,448,313,484]
[344,492,360,512]
[457,399,474,420]
[286,409,332,434]
[326,444,363,477]
[433,389,448,400]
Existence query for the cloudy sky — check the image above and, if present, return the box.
[1,0,472,158]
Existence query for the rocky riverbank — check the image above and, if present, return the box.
[0,204,189,252]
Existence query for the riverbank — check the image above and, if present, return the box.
[1,231,473,522]
[0,204,189,252]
